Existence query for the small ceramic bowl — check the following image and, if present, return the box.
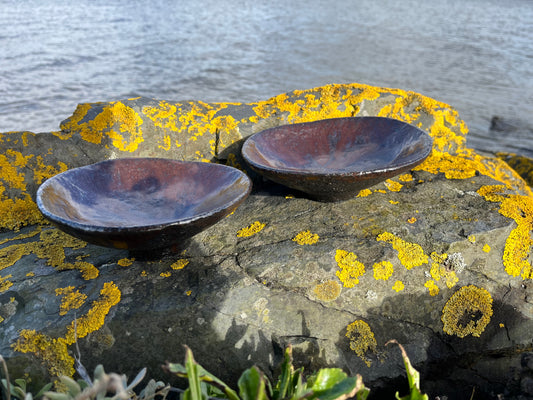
[241,117,433,201]
[37,158,251,250]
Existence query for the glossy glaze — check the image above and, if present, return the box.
[37,158,251,250]
[241,117,433,201]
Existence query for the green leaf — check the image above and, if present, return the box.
[310,376,358,400]
[14,379,26,392]
[273,346,293,400]
[42,392,72,400]
[309,369,347,392]
[126,367,147,391]
[166,362,187,376]
[238,367,268,400]
[386,340,428,400]
[93,365,106,381]
[167,355,240,400]
[12,386,26,400]
[184,347,205,400]
[34,382,54,399]
[58,376,81,397]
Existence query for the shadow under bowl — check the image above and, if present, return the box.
[37,158,252,250]
[241,116,433,202]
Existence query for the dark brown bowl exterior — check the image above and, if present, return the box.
[241,117,433,201]
[37,158,251,250]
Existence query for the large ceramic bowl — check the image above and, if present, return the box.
[241,117,433,201]
[37,158,251,250]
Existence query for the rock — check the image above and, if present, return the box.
[1,83,533,399]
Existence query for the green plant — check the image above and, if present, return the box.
[1,355,53,400]
[2,341,429,400]
[385,340,428,400]
[1,357,170,400]
[165,345,369,400]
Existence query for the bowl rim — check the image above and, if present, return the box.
[36,157,252,234]
[241,116,433,177]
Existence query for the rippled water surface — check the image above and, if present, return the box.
[1,0,532,155]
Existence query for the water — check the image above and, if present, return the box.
[1,0,532,156]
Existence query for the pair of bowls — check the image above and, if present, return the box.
[37,117,433,251]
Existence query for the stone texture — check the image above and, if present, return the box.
[1,83,533,399]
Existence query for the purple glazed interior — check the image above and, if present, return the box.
[241,117,433,201]
[36,158,251,249]
[242,117,432,174]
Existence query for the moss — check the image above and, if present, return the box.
[313,280,341,302]
[335,249,365,287]
[345,320,377,367]
[237,221,266,238]
[376,232,429,269]
[292,230,319,245]
[441,285,493,338]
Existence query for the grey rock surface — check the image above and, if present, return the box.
[1,84,533,399]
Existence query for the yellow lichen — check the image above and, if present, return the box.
[356,189,372,197]
[468,235,476,244]
[376,232,428,269]
[60,101,144,152]
[384,179,403,192]
[237,221,266,238]
[429,253,458,289]
[0,228,98,280]
[392,280,404,292]
[0,274,13,292]
[398,174,413,182]
[13,282,121,378]
[372,261,394,281]
[441,285,493,338]
[292,230,319,245]
[345,320,377,367]
[478,185,533,279]
[313,280,341,302]
[160,271,171,278]
[117,257,135,267]
[483,244,491,253]
[424,280,439,296]
[335,249,365,287]
[389,200,399,205]
[55,286,87,316]
[407,217,417,224]
[171,259,189,270]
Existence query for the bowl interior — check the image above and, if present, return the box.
[38,158,250,229]
[242,117,432,174]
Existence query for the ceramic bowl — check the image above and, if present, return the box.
[241,117,433,201]
[37,158,251,250]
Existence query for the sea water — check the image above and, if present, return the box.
[0,0,532,155]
